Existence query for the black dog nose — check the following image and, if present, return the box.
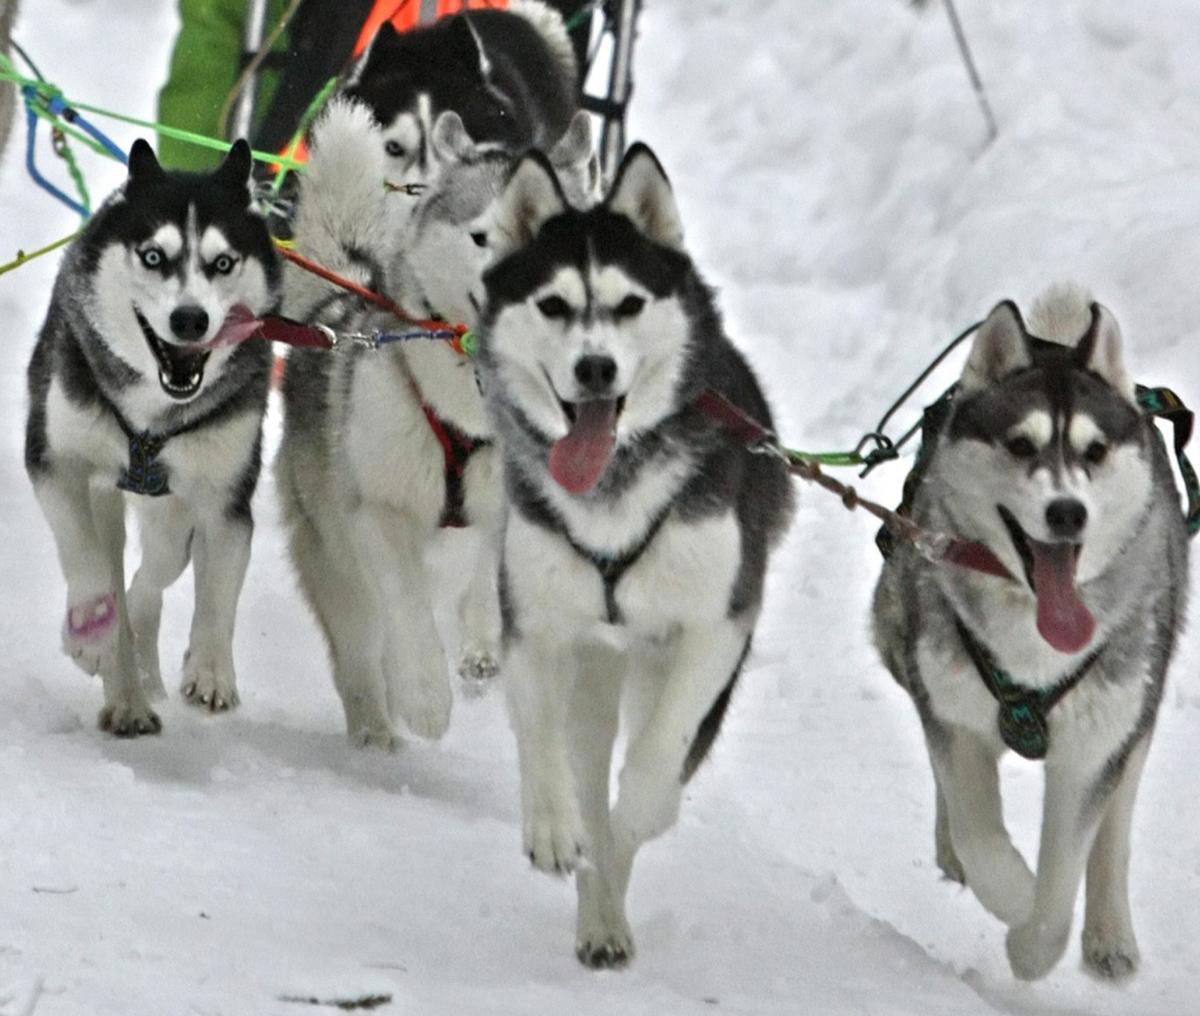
[574,355,617,394]
[169,306,209,342]
[1046,498,1087,539]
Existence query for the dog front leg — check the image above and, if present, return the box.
[1081,737,1150,980]
[610,622,749,862]
[567,649,631,968]
[506,630,586,876]
[34,474,159,735]
[350,503,451,740]
[932,729,1035,927]
[128,496,193,699]
[181,508,251,712]
[1006,759,1109,980]
[456,525,502,693]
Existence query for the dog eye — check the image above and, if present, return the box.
[385,140,406,158]
[1084,441,1108,465]
[470,232,488,248]
[138,246,165,269]
[613,294,645,319]
[1005,436,1038,459]
[536,295,572,320]
[212,254,237,275]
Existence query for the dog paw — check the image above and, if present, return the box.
[524,797,586,876]
[456,648,500,698]
[62,592,119,675]
[1007,920,1070,982]
[350,724,402,752]
[576,933,634,970]
[394,662,453,740]
[99,698,162,738]
[181,657,240,713]
[576,915,634,970]
[1082,927,1140,981]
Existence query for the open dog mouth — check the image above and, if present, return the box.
[134,307,210,400]
[547,389,627,495]
[997,505,1095,654]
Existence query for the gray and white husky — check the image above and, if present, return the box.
[342,0,578,195]
[872,287,1188,980]
[475,145,795,967]
[275,100,596,747]
[25,140,281,735]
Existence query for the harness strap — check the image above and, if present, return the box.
[954,616,1101,760]
[421,403,487,528]
[564,508,671,625]
[95,390,217,498]
[1136,384,1200,536]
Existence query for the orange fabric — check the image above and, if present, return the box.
[352,0,510,58]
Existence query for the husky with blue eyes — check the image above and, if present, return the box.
[475,144,795,967]
[872,287,1189,980]
[25,139,280,735]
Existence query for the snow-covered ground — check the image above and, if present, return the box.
[1,1,1198,1013]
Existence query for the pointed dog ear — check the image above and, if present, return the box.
[490,151,567,261]
[960,300,1032,391]
[431,110,476,165]
[127,138,165,186]
[548,110,599,204]
[604,143,683,250]
[1077,302,1136,403]
[213,139,254,204]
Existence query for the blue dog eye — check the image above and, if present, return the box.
[138,247,164,269]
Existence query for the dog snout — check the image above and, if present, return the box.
[1045,498,1087,539]
[574,354,617,395]
[169,305,209,343]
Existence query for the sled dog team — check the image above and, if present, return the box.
[22,0,1188,983]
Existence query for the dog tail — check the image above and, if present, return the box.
[284,98,393,321]
[1027,282,1096,346]
[507,0,579,92]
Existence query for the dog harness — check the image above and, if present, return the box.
[563,508,672,625]
[953,616,1102,760]
[95,391,217,498]
[421,403,488,529]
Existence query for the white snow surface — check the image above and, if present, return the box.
[1,1,1199,1013]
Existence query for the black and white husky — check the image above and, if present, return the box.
[342,0,578,192]
[872,287,1188,980]
[25,140,280,735]
[475,145,795,967]
[276,99,596,748]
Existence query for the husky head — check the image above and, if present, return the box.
[478,142,700,496]
[82,139,279,403]
[935,293,1152,653]
[398,108,598,326]
[343,16,530,187]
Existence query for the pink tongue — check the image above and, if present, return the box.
[203,304,262,349]
[548,400,618,494]
[1031,542,1095,653]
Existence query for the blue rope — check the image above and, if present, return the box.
[24,94,87,218]
[43,92,128,164]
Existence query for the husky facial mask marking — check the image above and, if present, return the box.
[91,139,274,404]
[942,300,1149,653]
[482,144,690,494]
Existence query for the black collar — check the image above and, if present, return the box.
[954,616,1102,760]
